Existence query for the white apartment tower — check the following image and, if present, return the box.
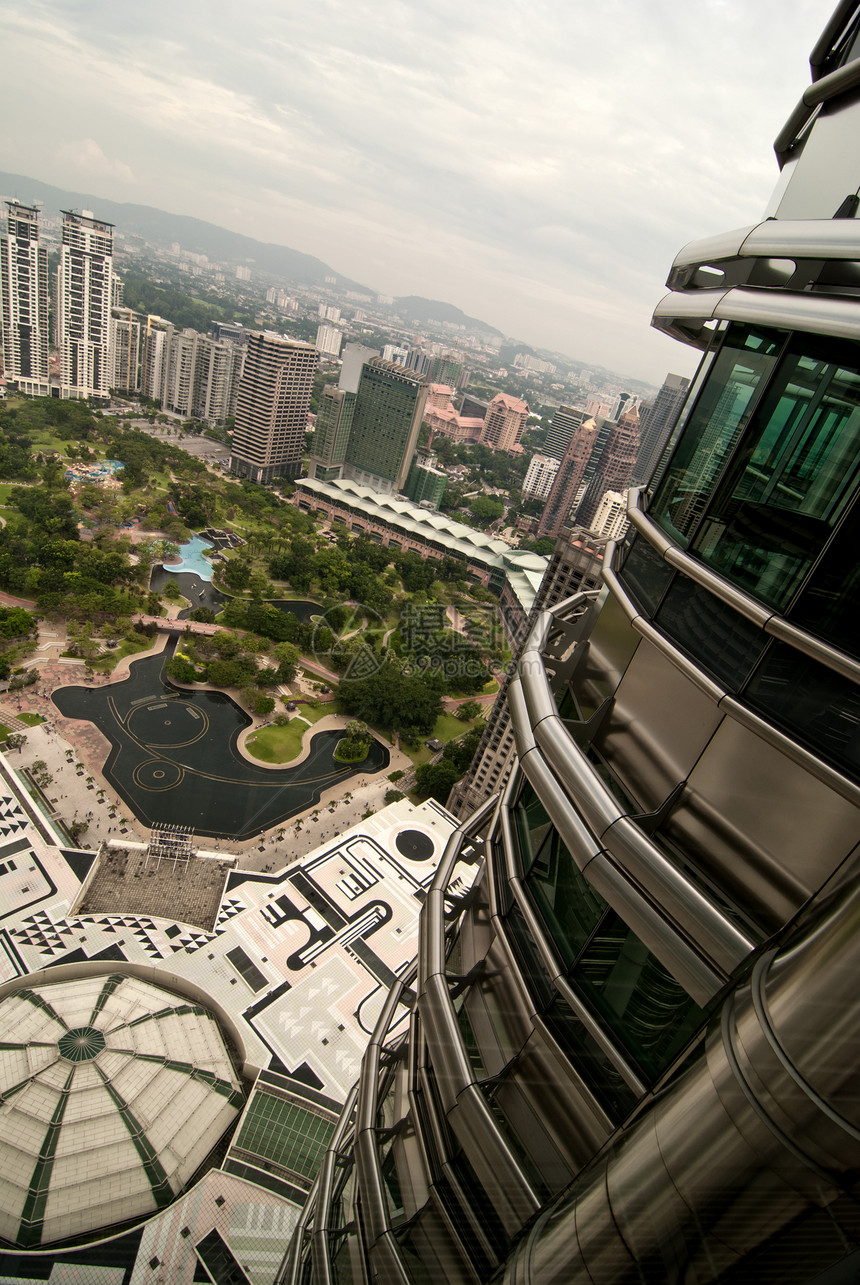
[0,200,50,396]
[522,452,560,500]
[57,209,115,400]
[230,331,318,483]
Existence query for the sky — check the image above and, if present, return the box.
[0,0,834,385]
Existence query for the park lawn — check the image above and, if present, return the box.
[482,677,500,695]
[17,712,44,726]
[0,483,19,504]
[246,716,312,764]
[92,635,156,673]
[401,711,477,768]
[294,702,329,725]
[0,724,10,742]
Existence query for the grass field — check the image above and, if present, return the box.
[17,712,44,727]
[246,716,313,764]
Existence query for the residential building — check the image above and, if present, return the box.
[315,323,343,358]
[634,371,690,483]
[139,314,172,403]
[381,343,408,365]
[522,451,560,500]
[590,487,629,540]
[0,199,50,396]
[479,391,529,452]
[56,209,115,400]
[285,8,860,1281]
[109,305,141,393]
[341,358,427,494]
[230,331,317,483]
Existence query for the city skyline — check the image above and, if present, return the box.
[0,1,830,384]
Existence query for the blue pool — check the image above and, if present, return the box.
[164,534,215,581]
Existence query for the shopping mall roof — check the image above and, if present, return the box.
[0,973,244,1248]
[295,476,548,611]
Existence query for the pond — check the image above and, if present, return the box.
[52,643,388,839]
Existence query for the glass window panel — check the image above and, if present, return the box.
[525,829,607,969]
[513,782,553,875]
[789,494,860,661]
[744,641,860,781]
[693,344,860,609]
[574,912,704,1080]
[654,574,767,691]
[619,535,674,615]
[650,326,782,545]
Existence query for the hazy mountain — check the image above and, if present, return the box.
[0,171,372,293]
[393,295,504,337]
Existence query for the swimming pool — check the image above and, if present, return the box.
[163,534,215,581]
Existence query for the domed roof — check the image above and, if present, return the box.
[0,973,245,1248]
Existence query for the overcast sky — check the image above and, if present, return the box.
[0,1,832,384]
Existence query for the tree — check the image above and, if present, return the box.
[384,789,404,804]
[4,732,27,752]
[455,699,482,721]
[414,758,461,804]
[166,655,197,684]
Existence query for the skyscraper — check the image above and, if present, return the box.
[230,331,317,483]
[543,403,590,461]
[634,371,690,484]
[575,402,640,527]
[536,413,599,537]
[342,358,427,494]
[285,7,860,1281]
[57,209,115,400]
[0,199,49,396]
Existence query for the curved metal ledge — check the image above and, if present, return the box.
[651,283,860,348]
[626,491,860,686]
[416,795,542,1230]
[668,217,860,276]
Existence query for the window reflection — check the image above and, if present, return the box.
[650,326,782,545]
[694,344,860,609]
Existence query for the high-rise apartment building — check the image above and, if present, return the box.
[479,391,529,452]
[590,487,629,540]
[341,358,427,494]
[56,209,115,400]
[522,451,560,500]
[0,200,49,396]
[230,331,317,483]
[285,7,860,1280]
[315,323,343,358]
[109,306,141,394]
[634,370,689,484]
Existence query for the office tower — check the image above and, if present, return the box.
[307,342,376,481]
[575,402,640,527]
[57,209,115,400]
[446,526,606,820]
[404,451,447,508]
[0,200,49,396]
[536,414,599,537]
[590,488,629,539]
[342,358,427,494]
[479,391,529,452]
[315,323,343,358]
[543,403,590,460]
[634,371,689,484]
[230,331,317,483]
[608,388,638,421]
[109,305,141,393]
[522,452,560,500]
[308,385,356,481]
[285,7,860,1281]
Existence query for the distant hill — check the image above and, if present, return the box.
[393,295,504,338]
[0,171,372,293]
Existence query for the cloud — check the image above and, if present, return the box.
[56,138,135,185]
